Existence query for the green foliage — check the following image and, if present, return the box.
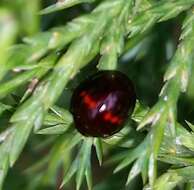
[1,0,194,190]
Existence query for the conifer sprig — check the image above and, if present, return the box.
[114,10,194,189]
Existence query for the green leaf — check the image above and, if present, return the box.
[159,154,194,166]
[36,124,70,135]
[40,0,95,15]
[154,171,183,190]
[34,109,44,132]
[176,130,194,152]
[9,122,33,166]
[126,155,145,185]
[7,44,48,72]
[0,134,13,190]
[43,113,65,126]
[10,96,43,122]
[76,138,93,190]
[148,112,167,188]
[103,124,144,148]
[185,121,194,133]
[164,13,194,92]
[85,162,92,190]
[0,103,12,116]
[60,137,93,189]
[23,13,100,52]
[93,138,103,166]
[114,137,148,173]
[132,100,149,123]
[0,8,18,80]
[50,106,73,122]
[127,0,194,37]
[173,166,194,181]
[43,133,81,185]
[0,128,13,144]
[42,106,73,127]
[19,0,40,35]
[37,106,73,134]
[0,70,37,99]
[61,158,78,187]
[0,154,8,190]
[41,133,78,185]
[137,100,164,130]
[98,20,124,70]
[141,152,149,185]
